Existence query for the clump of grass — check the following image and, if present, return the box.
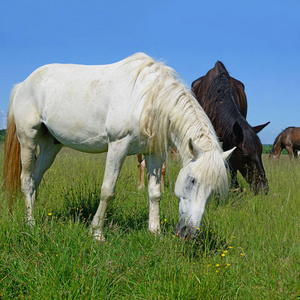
[0,145,299,299]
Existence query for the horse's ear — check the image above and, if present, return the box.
[252,121,270,134]
[233,121,244,145]
[188,138,202,159]
[222,147,236,160]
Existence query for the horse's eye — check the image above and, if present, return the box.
[189,177,196,185]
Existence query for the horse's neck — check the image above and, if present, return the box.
[273,139,282,156]
[220,116,248,148]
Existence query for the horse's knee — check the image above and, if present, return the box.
[101,186,115,201]
[21,174,35,195]
[148,185,161,202]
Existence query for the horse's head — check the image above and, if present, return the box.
[231,121,270,194]
[174,139,234,239]
[269,148,279,159]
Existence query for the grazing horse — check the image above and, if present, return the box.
[192,61,269,194]
[270,127,300,159]
[3,53,235,240]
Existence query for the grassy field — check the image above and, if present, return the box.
[0,143,299,299]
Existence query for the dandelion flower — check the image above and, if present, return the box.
[240,253,245,256]
[216,264,220,267]
[48,213,52,216]
[224,250,228,253]
[227,264,230,267]
[216,270,219,273]
[228,246,233,249]
[221,254,225,257]
[164,219,167,222]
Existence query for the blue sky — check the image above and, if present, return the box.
[0,0,299,144]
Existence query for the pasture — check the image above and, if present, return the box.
[0,143,299,299]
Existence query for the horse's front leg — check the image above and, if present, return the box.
[144,154,164,234]
[286,146,294,160]
[90,138,129,241]
[229,166,239,191]
[293,149,298,159]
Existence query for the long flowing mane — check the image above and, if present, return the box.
[129,54,221,156]
[126,53,227,195]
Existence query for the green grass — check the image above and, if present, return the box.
[0,144,299,299]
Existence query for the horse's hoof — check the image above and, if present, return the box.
[27,219,36,227]
[90,229,106,242]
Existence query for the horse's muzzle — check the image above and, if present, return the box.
[176,219,199,239]
[253,179,269,195]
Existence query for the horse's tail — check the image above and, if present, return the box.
[3,84,22,196]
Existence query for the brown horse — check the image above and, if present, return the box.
[192,61,270,194]
[270,127,300,159]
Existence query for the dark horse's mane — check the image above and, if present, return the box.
[199,63,245,141]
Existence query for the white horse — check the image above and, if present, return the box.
[3,53,234,240]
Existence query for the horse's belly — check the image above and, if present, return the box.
[65,140,109,153]
[47,122,109,153]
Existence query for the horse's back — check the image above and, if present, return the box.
[11,57,147,153]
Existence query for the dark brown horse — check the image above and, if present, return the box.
[270,127,300,159]
[192,61,270,194]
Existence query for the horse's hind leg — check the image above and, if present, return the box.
[19,125,62,225]
[18,125,41,225]
[33,130,62,192]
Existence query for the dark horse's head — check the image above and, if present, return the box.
[192,61,270,194]
[230,120,269,194]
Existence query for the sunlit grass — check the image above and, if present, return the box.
[0,144,299,299]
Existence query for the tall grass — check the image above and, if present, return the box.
[0,144,299,299]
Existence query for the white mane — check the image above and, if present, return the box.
[126,53,228,196]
